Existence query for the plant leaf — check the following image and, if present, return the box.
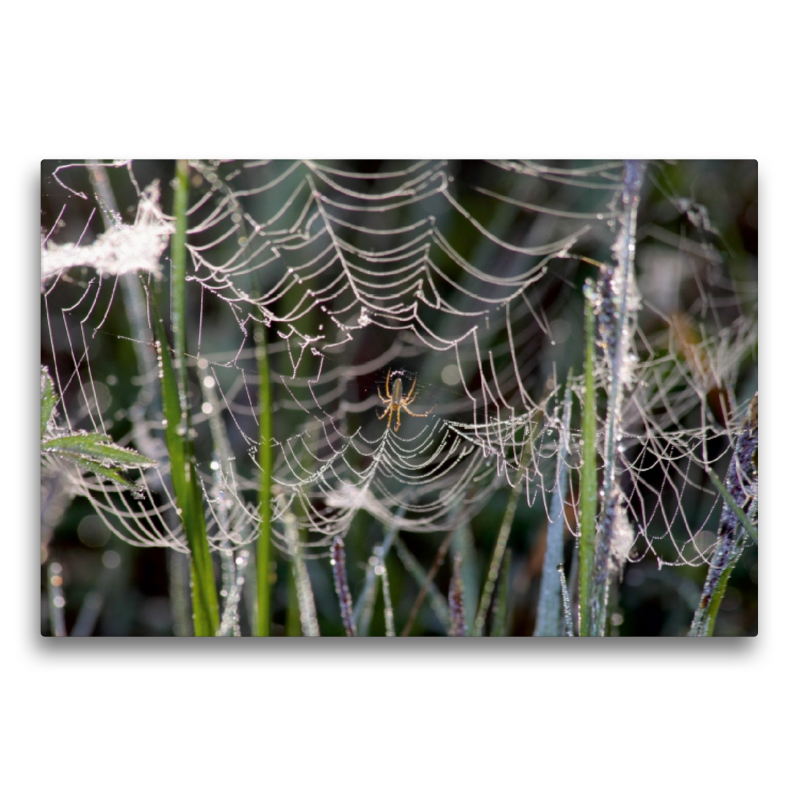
[66,456,138,489]
[42,433,155,467]
[41,367,57,439]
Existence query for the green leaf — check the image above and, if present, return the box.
[41,367,57,439]
[42,433,155,467]
[40,372,153,492]
[67,456,138,489]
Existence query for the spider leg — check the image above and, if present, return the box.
[377,386,388,402]
[385,371,391,398]
[402,402,438,418]
[377,407,390,420]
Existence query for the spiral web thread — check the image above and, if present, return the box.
[41,160,757,572]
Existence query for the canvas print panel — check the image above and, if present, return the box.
[40,160,758,636]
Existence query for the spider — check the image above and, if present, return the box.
[377,372,437,431]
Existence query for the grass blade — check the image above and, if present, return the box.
[169,551,192,637]
[254,323,274,635]
[535,379,572,636]
[218,549,249,637]
[705,468,758,544]
[355,564,380,636]
[394,536,450,632]
[451,521,479,635]
[558,564,575,636]
[285,559,301,637]
[354,510,404,635]
[490,550,512,636]
[690,395,758,636]
[156,159,219,635]
[331,535,356,636]
[152,308,219,636]
[579,281,598,636]
[473,417,536,635]
[689,543,744,637]
[285,507,319,636]
[379,558,396,637]
[448,552,466,636]
[590,161,645,636]
[169,159,190,413]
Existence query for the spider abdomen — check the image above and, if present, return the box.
[391,378,404,405]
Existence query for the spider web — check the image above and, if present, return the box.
[41,160,758,576]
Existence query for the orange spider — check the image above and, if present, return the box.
[377,372,437,431]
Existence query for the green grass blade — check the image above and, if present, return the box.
[394,536,450,632]
[169,551,193,637]
[451,521,479,636]
[355,511,404,635]
[152,309,219,636]
[170,159,191,415]
[689,519,747,638]
[255,322,273,635]
[154,159,219,636]
[472,481,518,635]
[379,559,396,637]
[355,563,380,636]
[691,550,741,637]
[448,552,466,636]
[706,467,758,544]
[690,398,758,636]
[285,507,319,636]
[579,282,598,637]
[490,550,512,636]
[535,378,572,636]
[558,565,575,636]
[331,535,356,636]
[286,557,301,637]
[198,363,242,635]
[473,414,536,635]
